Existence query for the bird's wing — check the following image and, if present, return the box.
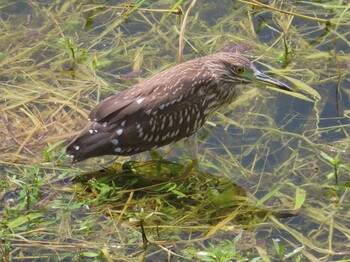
[89,89,141,123]
[89,59,210,125]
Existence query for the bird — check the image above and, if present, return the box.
[66,52,292,163]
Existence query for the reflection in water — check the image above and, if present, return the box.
[72,159,298,256]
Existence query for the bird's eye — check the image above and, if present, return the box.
[234,66,245,74]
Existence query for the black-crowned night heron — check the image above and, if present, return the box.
[66,52,292,162]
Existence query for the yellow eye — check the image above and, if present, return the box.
[234,66,245,74]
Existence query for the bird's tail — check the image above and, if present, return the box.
[66,126,114,163]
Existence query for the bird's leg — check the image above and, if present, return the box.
[184,133,198,159]
[183,133,199,171]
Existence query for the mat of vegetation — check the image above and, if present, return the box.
[1,0,350,261]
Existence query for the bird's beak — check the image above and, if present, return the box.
[254,71,293,92]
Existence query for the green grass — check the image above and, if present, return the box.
[1,0,350,261]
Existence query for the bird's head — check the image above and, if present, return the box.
[206,52,292,92]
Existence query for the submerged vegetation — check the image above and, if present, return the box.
[1,0,350,261]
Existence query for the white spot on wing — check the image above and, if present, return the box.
[177,95,183,102]
[116,129,123,135]
[169,118,173,127]
[138,127,144,137]
[111,139,119,145]
[114,147,122,153]
[194,119,198,129]
[136,97,144,104]
[73,145,80,151]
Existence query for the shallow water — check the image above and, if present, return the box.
[1,0,350,261]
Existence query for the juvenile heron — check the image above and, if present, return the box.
[66,52,292,162]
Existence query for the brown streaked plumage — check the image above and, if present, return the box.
[66,52,292,162]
